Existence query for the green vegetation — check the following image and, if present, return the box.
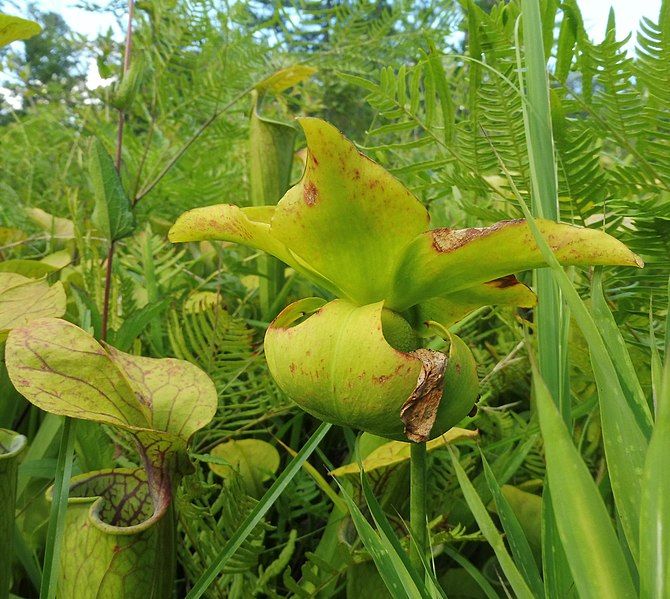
[0,1,668,598]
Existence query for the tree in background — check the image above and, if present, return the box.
[0,5,87,117]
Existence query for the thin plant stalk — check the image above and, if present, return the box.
[101,0,135,341]
[409,442,427,574]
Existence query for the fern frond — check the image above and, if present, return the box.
[168,297,289,441]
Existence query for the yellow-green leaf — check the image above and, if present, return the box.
[0,259,58,278]
[209,439,280,497]
[7,318,150,429]
[40,250,72,269]
[0,13,41,47]
[169,204,295,263]
[265,299,478,441]
[6,318,216,444]
[255,65,317,94]
[26,207,75,239]
[330,427,478,476]
[416,275,536,331]
[0,274,65,340]
[271,118,429,304]
[104,344,217,441]
[390,219,643,310]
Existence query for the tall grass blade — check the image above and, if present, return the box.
[519,0,569,421]
[449,448,535,599]
[482,456,544,597]
[541,487,576,599]
[591,269,653,433]
[39,417,75,599]
[16,413,61,500]
[184,422,331,599]
[533,366,636,599]
[442,546,500,599]
[640,340,670,597]
[490,141,648,564]
[336,477,425,599]
[359,468,446,598]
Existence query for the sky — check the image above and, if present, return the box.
[3,0,665,89]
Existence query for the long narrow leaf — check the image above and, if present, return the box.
[533,367,636,599]
[449,448,535,599]
[359,469,440,598]
[591,269,653,433]
[640,351,670,597]
[39,417,75,599]
[336,478,421,599]
[519,0,569,424]
[490,138,648,564]
[442,545,500,599]
[482,456,544,597]
[541,487,575,599]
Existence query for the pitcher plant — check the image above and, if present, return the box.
[169,117,642,443]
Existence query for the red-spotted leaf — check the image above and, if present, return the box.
[389,219,643,310]
[264,299,478,441]
[270,118,429,304]
[416,275,537,331]
[6,318,216,466]
[0,273,66,341]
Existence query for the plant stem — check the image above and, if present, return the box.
[101,0,135,341]
[133,85,253,205]
[409,441,427,574]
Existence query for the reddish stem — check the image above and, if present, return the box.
[101,0,135,341]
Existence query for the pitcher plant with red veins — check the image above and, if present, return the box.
[169,118,643,443]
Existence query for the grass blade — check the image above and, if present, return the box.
[533,367,636,599]
[520,0,569,422]
[184,422,331,599]
[336,477,423,599]
[39,417,75,599]
[640,348,670,597]
[482,456,544,597]
[359,468,441,598]
[449,448,535,599]
[442,545,500,599]
[541,487,575,599]
[591,269,653,434]
[490,138,648,564]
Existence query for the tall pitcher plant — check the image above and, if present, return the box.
[5,318,217,598]
[169,117,642,558]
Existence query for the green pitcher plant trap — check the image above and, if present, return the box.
[5,318,217,598]
[169,117,642,442]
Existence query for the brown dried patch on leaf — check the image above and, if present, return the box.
[400,349,447,443]
[431,219,524,253]
[486,274,522,289]
[303,181,319,206]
